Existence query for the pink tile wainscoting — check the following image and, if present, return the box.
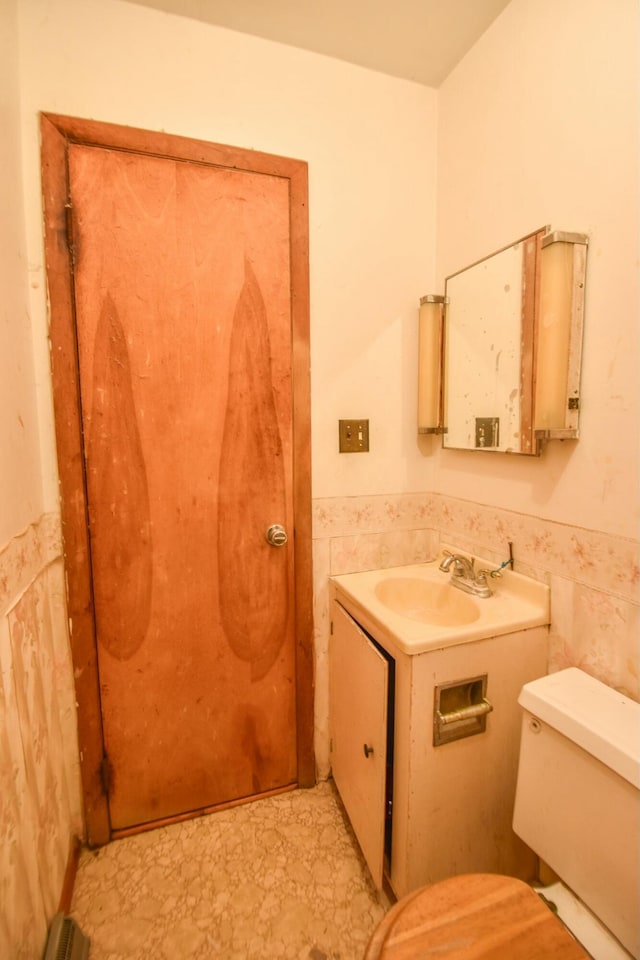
[313,492,639,778]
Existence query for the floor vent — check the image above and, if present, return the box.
[44,914,90,960]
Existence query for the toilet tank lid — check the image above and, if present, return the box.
[519,668,639,789]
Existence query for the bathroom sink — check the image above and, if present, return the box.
[331,548,550,655]
[374,577,479,627]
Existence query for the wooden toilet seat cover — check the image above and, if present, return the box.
[365,873,590,959]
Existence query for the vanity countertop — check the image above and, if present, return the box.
[331,553,550,656]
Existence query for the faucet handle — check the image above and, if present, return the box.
[476,569,498,583]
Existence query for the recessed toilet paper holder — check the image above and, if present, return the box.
[434,674,493,746]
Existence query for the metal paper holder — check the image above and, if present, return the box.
[434,674,493,746]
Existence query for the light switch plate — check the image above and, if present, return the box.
[339,419,369,453]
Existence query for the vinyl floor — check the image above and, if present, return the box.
[69,780,386,959]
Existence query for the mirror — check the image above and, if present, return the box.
[440,227,588,456]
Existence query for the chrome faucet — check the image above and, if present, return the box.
[439,551,492,598]
[439,552,475,578]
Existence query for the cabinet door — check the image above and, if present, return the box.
[330,601,388,888]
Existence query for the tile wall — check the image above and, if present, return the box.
[2,494,636,952]
[0,514,82,959]
[313,492,639,778]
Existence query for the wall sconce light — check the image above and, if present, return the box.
[418,294,447,434]
[534,231,589,439]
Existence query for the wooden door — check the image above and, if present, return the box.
[41,114,314,844]
[330,601,389,888]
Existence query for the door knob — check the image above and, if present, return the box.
[265,524,288,547]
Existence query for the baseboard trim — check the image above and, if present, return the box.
[57,835,82,914]
[111,782,299,840]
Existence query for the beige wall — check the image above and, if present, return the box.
[9,2,437,952]
[434,0,639,541]
[3,0,638,952]
[18,0,438,509]
[0,0,42,546]
[1,2,82,957]
[313,0,639,777]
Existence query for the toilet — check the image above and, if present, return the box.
[365,668,639,960]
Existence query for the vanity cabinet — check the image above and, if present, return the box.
[329,602,390,888]
[329,592,549,900]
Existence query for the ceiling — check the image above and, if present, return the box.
[124,0,512,87]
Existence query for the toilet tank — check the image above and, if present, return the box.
[513,668,639,958]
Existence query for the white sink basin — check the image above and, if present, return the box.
[331,550,550,655]
[374,577,479,627]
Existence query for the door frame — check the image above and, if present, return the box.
[40,112,315,846]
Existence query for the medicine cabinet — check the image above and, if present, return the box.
[418,227,588,455]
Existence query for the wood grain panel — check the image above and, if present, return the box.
[41,113,313,840]
[87,292,152,661]
[40,115,110,845]
[218,258,292,682]
[69,142,298,828]
[365,874,590,960]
